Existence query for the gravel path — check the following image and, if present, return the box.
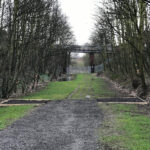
[0,100,102,150]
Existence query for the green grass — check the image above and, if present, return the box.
[22,74,84,100]
[22,74,116,100]
[68,74,116,99]
[92,77,116,98]
[99,103,150,150]
[0,105,34,130]
[71,74,94,99]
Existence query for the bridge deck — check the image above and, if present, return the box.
[48,45,103,56]
[67,45,101,53]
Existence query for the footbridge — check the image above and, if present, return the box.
[52,44,102,73]
[67,45,102,73]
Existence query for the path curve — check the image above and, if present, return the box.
[0,100,102,150]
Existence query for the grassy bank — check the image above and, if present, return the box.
[0,105,35,130]
[99,103,150,150]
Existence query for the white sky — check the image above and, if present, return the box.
[59,0,100,45]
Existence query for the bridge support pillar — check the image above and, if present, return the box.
[89,52,95,73]
[63,52,70,74]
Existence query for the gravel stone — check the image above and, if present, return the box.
[0,100,102,150]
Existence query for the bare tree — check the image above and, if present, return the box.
[0,0,74,98]
[91,0,150,96]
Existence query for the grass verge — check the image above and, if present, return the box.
[99,103,150,150]
[92,77,116,98]
[22,74,117,100]
[0,105,35,130]
[71,74,117,99]
[22,74,84,100]
[71,74,94,99]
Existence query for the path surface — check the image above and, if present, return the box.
[0,100,102,150]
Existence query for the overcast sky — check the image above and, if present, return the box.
[59,0,99,45]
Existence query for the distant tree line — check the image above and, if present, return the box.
[91,0,150,95]
[0,0,74,98]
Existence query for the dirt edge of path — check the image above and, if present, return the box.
[97,75,147,101]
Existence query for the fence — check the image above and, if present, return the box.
[67,64,104,74]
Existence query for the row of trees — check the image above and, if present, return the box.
[91,0,150,95]
[0,0,74,98]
